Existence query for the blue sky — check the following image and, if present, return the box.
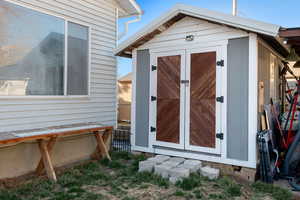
[117,0,300,77]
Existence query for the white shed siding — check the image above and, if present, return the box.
[0,0,119,132]
[139,16,248,50]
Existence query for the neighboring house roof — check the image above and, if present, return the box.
[116,0,142,17]
[118,72,132,83]
[115,4,284,57]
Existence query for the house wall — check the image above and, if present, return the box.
[132,17,257,168]
[118,81,132,121]
[0,0,120,179]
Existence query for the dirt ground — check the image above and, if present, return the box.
[0,152,295,200]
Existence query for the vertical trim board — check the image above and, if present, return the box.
[248,33,258,165]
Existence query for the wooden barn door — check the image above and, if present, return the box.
[151,50,185,149]
[150,47,223,153]
[185,47,223,154]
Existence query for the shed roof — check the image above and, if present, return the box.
[115,4,282,57]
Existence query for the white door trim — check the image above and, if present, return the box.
[248,33,258,166]
[184,46,225,154]
[130,49,137,149]
[149,50,186,150]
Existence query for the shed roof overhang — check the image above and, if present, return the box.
[116,0,142,17]
[115,4,284,58]
[279,28,300,56]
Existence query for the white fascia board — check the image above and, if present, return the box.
[128,0,142,15]
[115,6,180,55]
[177,4,280,37]
[115,4,281,56]
[117,0,142,17]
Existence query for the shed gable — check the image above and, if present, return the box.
[139,16,248,49]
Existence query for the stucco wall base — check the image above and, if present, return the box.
[0,134,98,179]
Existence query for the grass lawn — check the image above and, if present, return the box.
[0,152,294,200]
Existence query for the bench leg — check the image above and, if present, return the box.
[103,129,112,150]
[93,131,112,161]
[36,137,57,175]
[38,139,57,182]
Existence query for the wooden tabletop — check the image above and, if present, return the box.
[0,122,113,145]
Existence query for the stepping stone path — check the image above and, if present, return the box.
[138,155,220,184]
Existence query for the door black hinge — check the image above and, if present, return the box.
[150,127,156,132]
[217,60,224,67]
[216,96,224,103]
[152,65,157,71]
[216,133,224,140]
[151,96,157,101]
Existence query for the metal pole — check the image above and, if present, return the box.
[232,0,237,16]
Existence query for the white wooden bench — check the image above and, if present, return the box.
[0,123,113,182]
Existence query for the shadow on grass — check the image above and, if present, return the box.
[251,181,293,200]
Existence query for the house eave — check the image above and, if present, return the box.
[116,0,142,17]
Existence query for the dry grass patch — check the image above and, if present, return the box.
[0,152,293,200]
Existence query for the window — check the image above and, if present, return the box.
[67,22,89,95]
[0,1,89,96]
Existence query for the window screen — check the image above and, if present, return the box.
[0,1,65,95]
[67,22,89,95]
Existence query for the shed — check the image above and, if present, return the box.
[115,4,289,169]
[0,0,141,179]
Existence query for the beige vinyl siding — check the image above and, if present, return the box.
[258,41,282,107]
[0,0,119,132]
[118,81,132,122]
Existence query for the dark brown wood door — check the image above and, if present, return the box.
[156,55,181,144]
[190,52,216,148]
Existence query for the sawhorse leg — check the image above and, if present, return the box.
[37,139,57,182]
[92,130,112,161]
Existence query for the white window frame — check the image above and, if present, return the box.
[0,0,91,99]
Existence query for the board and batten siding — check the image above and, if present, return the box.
[258,41,282,107]
[0,0,119,132]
